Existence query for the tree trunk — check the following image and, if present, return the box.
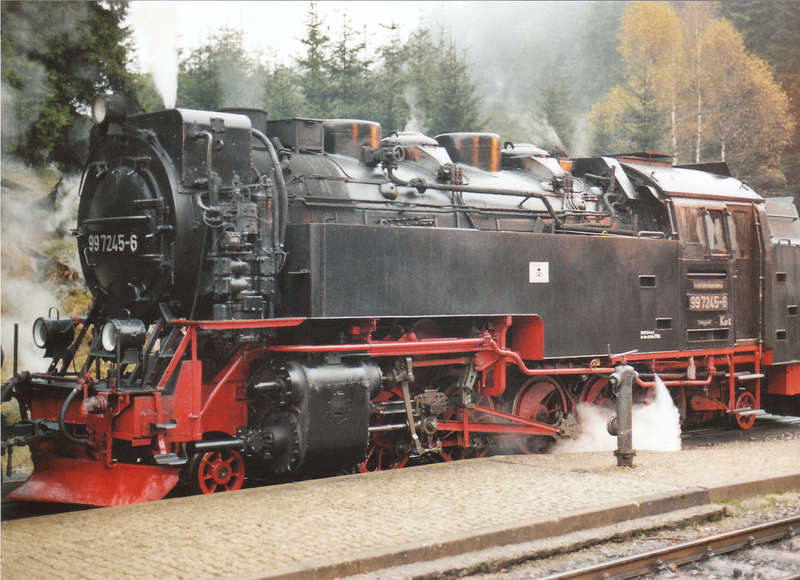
[696,92,702,163]
[721,137,726,163]
[694,24,702,164]
[671,52,677,161]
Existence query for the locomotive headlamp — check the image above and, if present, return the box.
[101,319,146,353]
[92,94,127,125]
[32,317,75,358]
[91,96,106,124]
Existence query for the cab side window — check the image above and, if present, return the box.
[730,209,752,259]
[705,210,729,254]
[675,205,705,258]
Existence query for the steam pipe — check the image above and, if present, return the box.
[188,130,216,204]
[59,387,90,446]
[485,339,615,376]
[251,129,288,252]
[601,191,619,226]
[193,193,218,213]
[385,166,564,228]
[384,166,644,236]
[192,439,244,451]
[636,373,714,388]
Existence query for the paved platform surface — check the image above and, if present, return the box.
[2,439,799,580]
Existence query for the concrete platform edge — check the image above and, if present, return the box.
[253,492,708,579]
[707,472,800,502]
[252,473,800,580]
[342,504,728,580]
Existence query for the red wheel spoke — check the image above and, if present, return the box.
[193,450,245,494]
[735,391,757,430]
[513,377,567,454]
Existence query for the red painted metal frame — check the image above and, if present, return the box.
[130,317,768,471]
[611,345,760,364]
[7,454,180,506]
[438,404,560,436]
[412,357,470,368]
[157,329,193,388]
[17,310,776,505]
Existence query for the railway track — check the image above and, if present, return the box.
[680,413,800,448]
[542,515,800,580]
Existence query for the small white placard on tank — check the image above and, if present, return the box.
[529,261,549,283]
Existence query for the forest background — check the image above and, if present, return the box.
[2,0,798,194]
[0,0,799,375]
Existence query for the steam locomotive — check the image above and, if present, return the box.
[3,96,799,506]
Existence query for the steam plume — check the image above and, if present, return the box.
[1,160,82,375]
[554,376,682,453]
[131,3,178,109]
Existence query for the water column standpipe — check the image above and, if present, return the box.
[607,364,637,467]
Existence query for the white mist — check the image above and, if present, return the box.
[554,376,682,453]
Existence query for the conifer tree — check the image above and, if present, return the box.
[372,22,409,133]
[178,29,264,110]
[264,64,306,119]
[539,68,575,150]
[326,16,374,119]
[297,3,332,117]
[1,0,135,168]
[403,28,483,136]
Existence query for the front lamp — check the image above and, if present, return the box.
[32,317,75,358]
[92,94,127,125]
[101,319,146,353]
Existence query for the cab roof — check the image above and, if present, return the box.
[621,161,763,202]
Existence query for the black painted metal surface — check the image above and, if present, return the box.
[282,223,680,358]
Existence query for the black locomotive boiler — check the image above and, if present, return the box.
[3,97,799,505]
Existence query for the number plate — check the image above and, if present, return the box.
[87,233,139,254]
[687,293,729,311]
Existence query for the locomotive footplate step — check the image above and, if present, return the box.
[152,453,187,466]
[3,439,799,580]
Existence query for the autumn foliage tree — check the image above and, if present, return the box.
[696,19,794,185]
[588,1,795,188]
[588,2,680,153]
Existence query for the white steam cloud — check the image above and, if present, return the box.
[554,376,682,454]
[403,86,423,133]
[131,3,178,109]
[1,160,82,374]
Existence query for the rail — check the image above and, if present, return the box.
[540,514,800,580]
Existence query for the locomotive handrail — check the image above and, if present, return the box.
[81,215,151,225]
[637,230,667,239]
